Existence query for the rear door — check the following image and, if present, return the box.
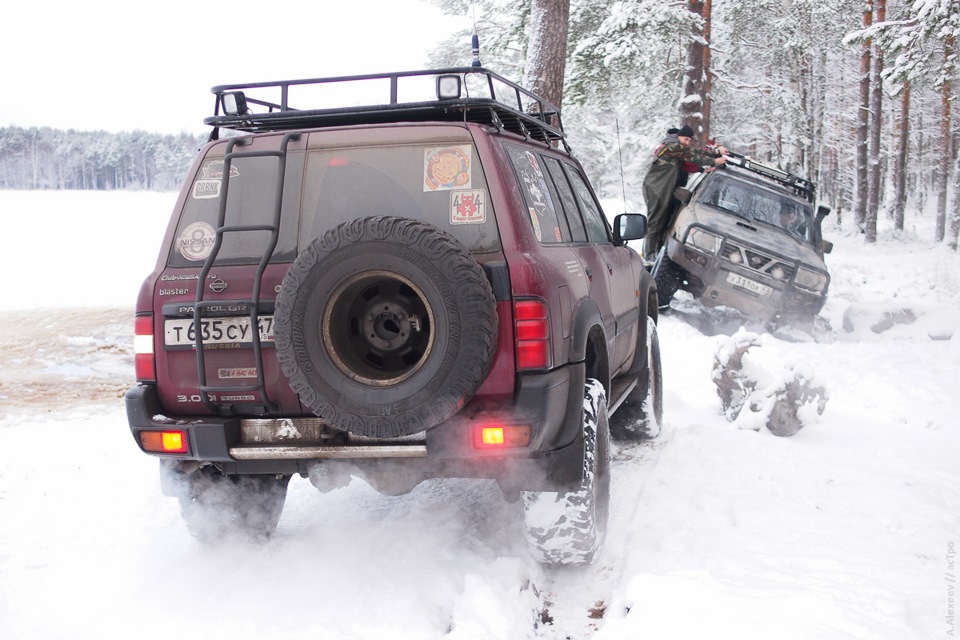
[154,133,306,415]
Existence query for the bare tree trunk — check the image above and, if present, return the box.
[680,0,706,139]
[865,0,885,243]
[703,0,713,141]
[949,158,960,250]
[936,38,954,242]
[856,0,873,232]
[893,83,910,231]
[946,37,959,249]
[525,0,570,115]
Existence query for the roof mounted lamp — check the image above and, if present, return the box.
[222,91,248,116]
[436,75,462,100]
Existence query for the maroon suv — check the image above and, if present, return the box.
[126,68,662,564]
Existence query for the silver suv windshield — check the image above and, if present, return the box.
[699,173,813,242]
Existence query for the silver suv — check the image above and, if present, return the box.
[653,154,832,322]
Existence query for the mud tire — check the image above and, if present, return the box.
[274,217,498,437]
[521,378,610,565]
[652,247,683,309]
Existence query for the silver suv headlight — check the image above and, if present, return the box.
[795,266,828,292]
[685,228,722,254]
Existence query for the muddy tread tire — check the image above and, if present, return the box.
[521,378,610,565]
[274,216,498,438]
[652,248,683,309]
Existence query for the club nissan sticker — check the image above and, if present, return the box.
[177,221,216,261]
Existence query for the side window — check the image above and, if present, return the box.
[506,145,565,244]
[567,166,610,244]
[543,157,587,243]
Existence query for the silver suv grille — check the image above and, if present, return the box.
[720,242,795,281]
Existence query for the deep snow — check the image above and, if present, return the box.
[1,190,958,639]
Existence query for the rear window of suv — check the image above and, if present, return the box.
[168,151,303,268]
[300,143,501,253]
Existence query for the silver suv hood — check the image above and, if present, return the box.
[678,202,826,269]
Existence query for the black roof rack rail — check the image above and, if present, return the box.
[724,152,816,201]
[203,67,565,147]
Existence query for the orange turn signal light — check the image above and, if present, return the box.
[140,430,188,454]
[474,424,531,449]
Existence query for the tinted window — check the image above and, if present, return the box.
[506,145,566,244]
[543,157,587,243]
[300,144,500,252]
[567,167,610,243]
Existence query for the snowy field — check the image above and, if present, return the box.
[1,190,959,639]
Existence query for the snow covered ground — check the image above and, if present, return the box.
[1,190,958,639]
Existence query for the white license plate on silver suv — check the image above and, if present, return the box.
[164,316,275,346]
[726,272,773,297]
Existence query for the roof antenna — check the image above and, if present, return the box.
[470,2,481,67]
[616,118,627,213]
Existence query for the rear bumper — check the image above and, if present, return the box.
[125,362,586,493]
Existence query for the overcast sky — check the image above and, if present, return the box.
[3,0,467,134]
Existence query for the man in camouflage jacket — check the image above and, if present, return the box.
[642,125,728,262]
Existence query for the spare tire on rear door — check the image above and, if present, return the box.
[274,216,498,438]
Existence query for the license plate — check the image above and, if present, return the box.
[164,316,275,347]
[726,272,773,297]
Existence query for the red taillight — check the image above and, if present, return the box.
[514,299,550,370]
[473,424,532,449]
[134,314,155,381]
[140,430,188,454]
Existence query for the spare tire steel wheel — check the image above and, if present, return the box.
[275,217,498,438]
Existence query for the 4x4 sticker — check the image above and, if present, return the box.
[450,190,485,224]
[424,145,471,191]
[176,221,216,261]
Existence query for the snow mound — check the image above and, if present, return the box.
[712,328,828,437]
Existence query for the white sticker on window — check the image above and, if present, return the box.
[176,221,216,261]
[192,179,221,199]
[424,145,472,191]
[450,190,486,225]
[528,207,542,242]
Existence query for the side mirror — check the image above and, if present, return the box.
[613,213,648,243]
[821,239,834,254]
[674,187,692,205]
[816,205,831,222]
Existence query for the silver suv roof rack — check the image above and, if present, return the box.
[725,152,816,201]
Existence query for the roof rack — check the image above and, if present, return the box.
[724,152,816,201]
[203,67,566,148]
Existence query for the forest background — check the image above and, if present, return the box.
[2,0,958,247]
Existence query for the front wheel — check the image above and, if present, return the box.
[652,247,683,309]
[521,378,610,565]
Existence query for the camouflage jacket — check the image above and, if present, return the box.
[651,134,718,168]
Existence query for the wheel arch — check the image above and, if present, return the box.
[568,298,611,397]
